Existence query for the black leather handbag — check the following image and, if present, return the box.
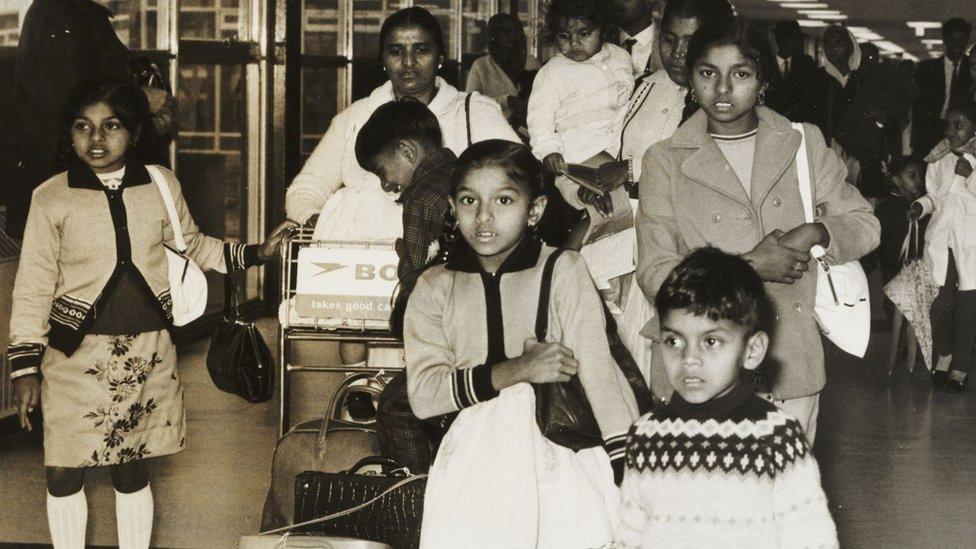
[532,249,604,452]
[205,273,274,403]
[292,456,427,549]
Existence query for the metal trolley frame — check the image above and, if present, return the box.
[278,227,403,437]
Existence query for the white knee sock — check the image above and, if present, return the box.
[46,488,88,549]
[115,484,154,549]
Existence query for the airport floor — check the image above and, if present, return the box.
[2,317,976,548]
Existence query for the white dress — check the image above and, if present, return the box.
[419,383,620,549]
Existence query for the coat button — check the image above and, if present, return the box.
[794,303,803,312]
[712,213,722,223]
[772,197,782,207]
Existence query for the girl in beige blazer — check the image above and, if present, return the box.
[635,19,879,443]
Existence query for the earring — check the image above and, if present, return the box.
[758,89,766,106]
[690,88,697,104]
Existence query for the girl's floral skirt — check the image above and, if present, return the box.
[40,330,186,467]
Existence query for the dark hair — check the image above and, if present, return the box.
[355,98,443,173]
[543,0,610,43]
[887,155,924,178]
[379,7,445,58]
[59,80,150,167]
[947,97,976,123]
[655,247,772,336]
[488,12,522,36]
[772,19,802,38]
[662,0,735,31]
[943,17,972,37]
[452,139,545,198]
[686,17,778,85]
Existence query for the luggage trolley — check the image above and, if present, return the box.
[278,227,403,437]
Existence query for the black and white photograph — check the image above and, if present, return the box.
[0,0,973,546]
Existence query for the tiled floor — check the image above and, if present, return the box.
[2,318,976,547]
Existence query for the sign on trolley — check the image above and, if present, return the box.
[294,244,399,321]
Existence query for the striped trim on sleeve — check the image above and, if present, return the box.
[450,364,499,409]
[8,342,44,379]
[223,243,261,271]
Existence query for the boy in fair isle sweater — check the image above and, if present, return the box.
[616,247,838,548]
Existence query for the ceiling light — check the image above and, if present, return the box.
[906,21,941,37]
[874,40,905,54]
[781,2,829,7]
[797,20,828,27]
[921,39,943,45]
[797,9,840,14]
[850,30,883,40]
[805,13,847,20]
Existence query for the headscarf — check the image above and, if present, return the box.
[820,25,861,86]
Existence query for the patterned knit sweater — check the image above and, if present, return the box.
[616,381,838,548]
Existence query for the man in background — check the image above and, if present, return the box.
[912,17,972,157]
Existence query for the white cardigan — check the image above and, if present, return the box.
[285,78,520,224]
[916,150,976,290]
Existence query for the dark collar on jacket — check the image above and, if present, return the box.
[668,106,801,209]
[67,159,151,190]
[445,236,542,275]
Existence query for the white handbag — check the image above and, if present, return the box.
[792,123,871,358]
[147,165,208,326]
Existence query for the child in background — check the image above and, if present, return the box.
[875,156,927,286]
[912,101,976,391]
[8,81,292,549]
[527,0,635,311]
[355,99,455,289]
[407,140,638,548]
[355,99,457,473]
[616,248,838,548]
[528,0,632,191]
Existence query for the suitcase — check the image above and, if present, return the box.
[239,534,391,548]
[261,373,386,532]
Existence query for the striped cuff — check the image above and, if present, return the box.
[8,343,44,380]
[605,432,628,484]
[224,243,262,271]
[450,364,499,410]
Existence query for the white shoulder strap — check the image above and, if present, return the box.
[791,123,826,259]
[791,122,814,224]
[146,164,187,252]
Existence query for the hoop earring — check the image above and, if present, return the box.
[758,89,766,106]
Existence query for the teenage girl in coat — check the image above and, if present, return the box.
[635,19,879,444]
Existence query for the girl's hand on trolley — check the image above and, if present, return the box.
[12,375,41,431]
[742,230,811,284]
[257,220,301,262]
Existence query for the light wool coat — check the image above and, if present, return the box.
[636,107,880,400]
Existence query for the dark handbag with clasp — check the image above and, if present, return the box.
[532,249,604,452]
[205,272,274,403]
[289,456,427,549]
